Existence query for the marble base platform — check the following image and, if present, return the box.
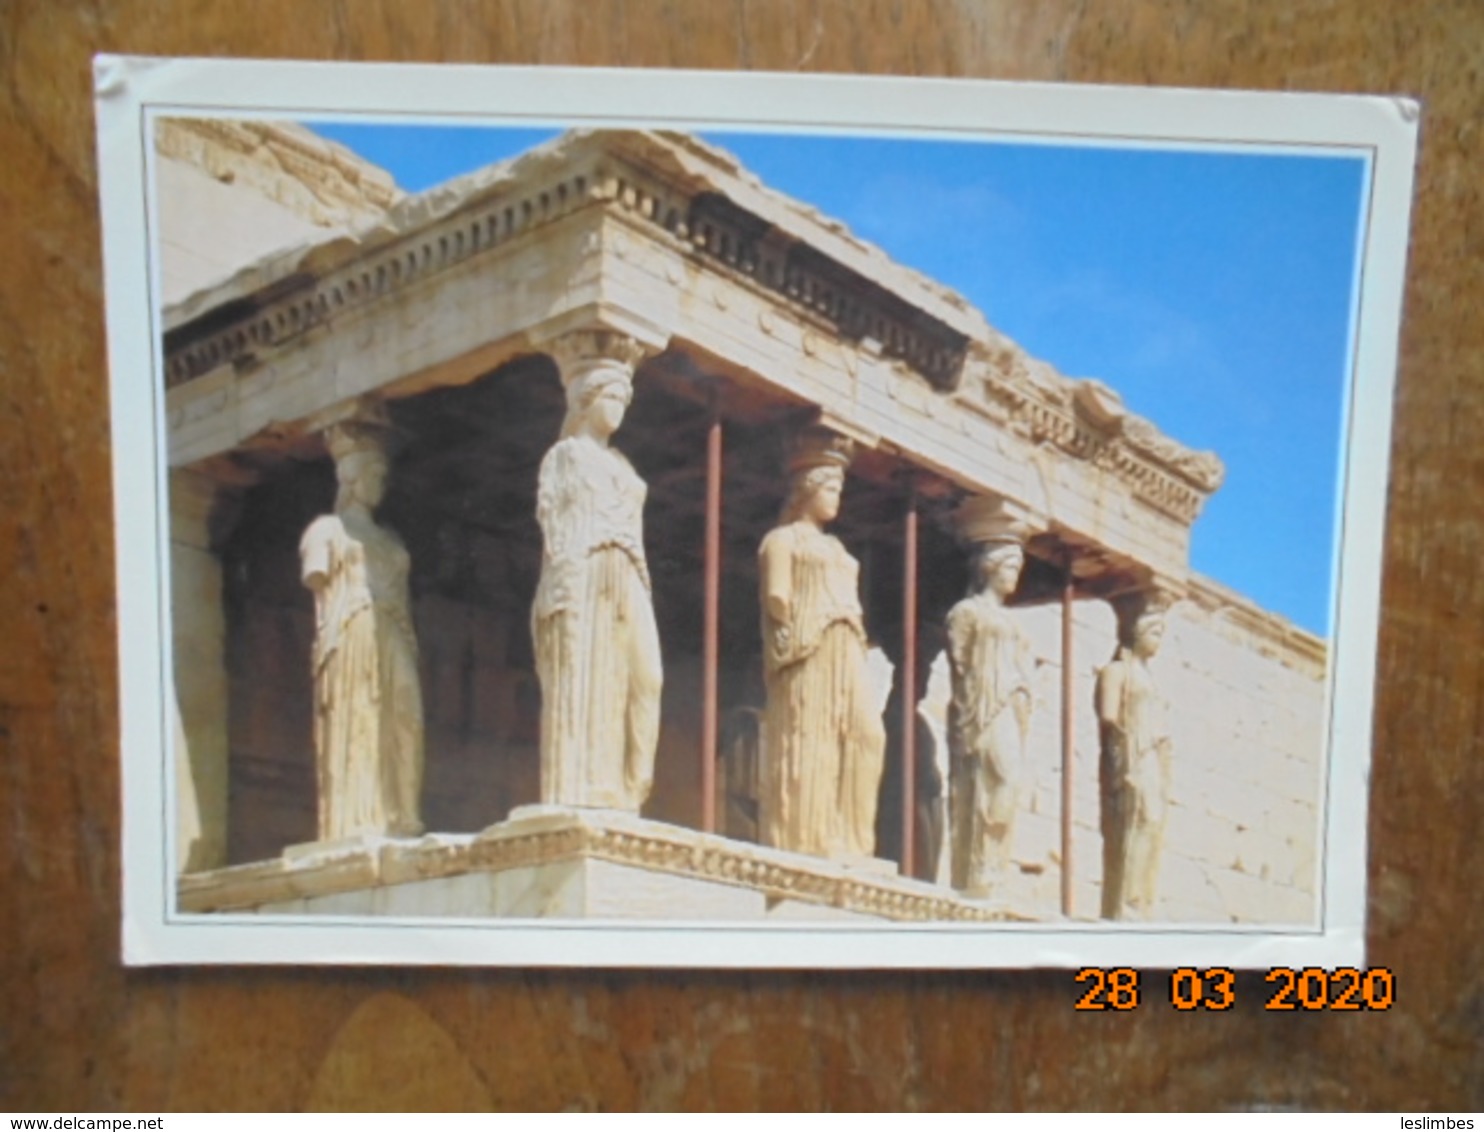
[177,808,1044,923]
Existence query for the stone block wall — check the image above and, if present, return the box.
[925,581,1326,923]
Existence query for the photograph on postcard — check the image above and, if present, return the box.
[99,61,1415,967]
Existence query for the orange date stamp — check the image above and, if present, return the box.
[1074,966,1395,1011]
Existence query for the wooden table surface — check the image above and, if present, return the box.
[2,0,1480,1111]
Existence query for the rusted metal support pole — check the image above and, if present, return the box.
[900,481,919,878]
[701,401,722,835]
[1060,563,1076,917]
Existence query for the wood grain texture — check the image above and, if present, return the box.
[2,0,1481,1111]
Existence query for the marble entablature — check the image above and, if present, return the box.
[162,130,1220,563]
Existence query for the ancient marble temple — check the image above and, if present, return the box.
[162,120,1326,926]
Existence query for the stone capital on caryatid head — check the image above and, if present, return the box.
[544,327,659,390]
[954,494,1038,552]
[776,425,858,531]
[788,424,858,477]
[540,328,665,443]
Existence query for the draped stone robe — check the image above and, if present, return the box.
[1097,647,1173,919]
[758,521,886,859]
[532,435,662,811]
[300,510,425,841]
[945,592,1032,894]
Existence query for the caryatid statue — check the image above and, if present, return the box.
[1097,592,1175,920]
[299,407,425,842]
[532,329,663,812]
[758,426,886,860]
[945,500,1034,897]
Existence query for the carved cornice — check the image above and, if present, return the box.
[682,193,969,389]
[528,131,976,388]
[163,148,609,386]
[163,132,972,394]
[965,345,1224,524]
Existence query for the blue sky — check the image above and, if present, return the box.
[307,121,1367,636]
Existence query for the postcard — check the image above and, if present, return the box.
[95,57,1418,969]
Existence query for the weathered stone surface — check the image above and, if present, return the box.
[4,0,1481,1114]
[162,130,1217,585]
[990,586,1325,924]
[1095,596,1175,921]
[301,409,426,842]
[168,468,230,871]
[179,808,1023,923]
[156,118,399,310]
[945,521,1034,897]
[758,429,885,861]
[157,111,1297,921]
[532,329,663,812]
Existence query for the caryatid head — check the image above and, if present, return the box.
[549,328,651,443]
[957,495,1032,601]
[781,427,856,525]
[974,539,1026,600]
[560,362,634,442]
[326,418,394,513]
[1114,594,1171,660]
